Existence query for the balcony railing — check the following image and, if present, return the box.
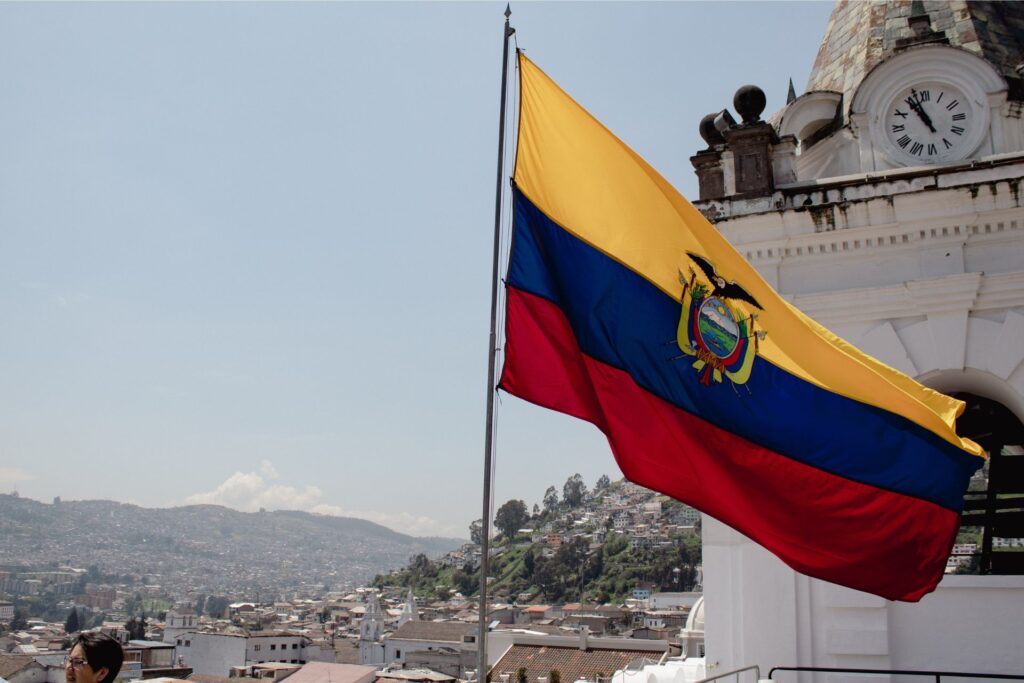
[768,666,1024,683]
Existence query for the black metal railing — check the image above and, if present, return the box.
[769,666,1024,682]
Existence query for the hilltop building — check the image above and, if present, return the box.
[690,0,1024,676]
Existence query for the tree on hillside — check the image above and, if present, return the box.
[543,486,559,513]
[409,553,431,573]
[125,593,142,616]
[453,568,477,596]
[194,594,207,615]
[469,519,483,545]
[562,474,587,508]
[495,499,529,539]
[595,474,611,490]
[522,550,536,580]
[64,608,80,634]
[125,616,145,641]
[205,596,230,618]
[10,608,27,631]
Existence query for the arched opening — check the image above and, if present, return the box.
[952,392,1024,574]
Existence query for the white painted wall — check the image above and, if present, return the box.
[176,632,247,676]
[705,514,1024,680]
[246,634,306,664]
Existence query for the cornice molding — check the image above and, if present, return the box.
[789,271,1024,327]
[734,210,1022,265]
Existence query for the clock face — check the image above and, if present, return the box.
[884,81,973,164]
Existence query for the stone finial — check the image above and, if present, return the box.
[787,78,797,105]
[699,112,726,148]
[734,85,766,124]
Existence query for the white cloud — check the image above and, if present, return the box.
[185,470,321,511]
[258,460,279,480]
[185,463,455,537]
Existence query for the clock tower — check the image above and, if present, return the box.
[691,0,1024,677]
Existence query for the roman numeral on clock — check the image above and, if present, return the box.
[927,143,937,155]
[951,126,965,135]
[897,134,911,148]
[945,99,959,111]
[952,112,966,121]
[891,124,905,133]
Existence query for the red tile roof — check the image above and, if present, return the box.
[491,644,661,683]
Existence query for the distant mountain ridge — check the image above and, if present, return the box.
[0,494,462,595]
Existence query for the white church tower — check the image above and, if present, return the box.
[398,588,418,627]
[690,0,1024,676]
[359,592,385,666]
[162,607,197,644]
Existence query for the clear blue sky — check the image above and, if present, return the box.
[0,1,834,539]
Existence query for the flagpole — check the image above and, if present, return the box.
[478,5,514,682]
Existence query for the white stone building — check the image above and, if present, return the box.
[358,592,385,666]
[161,608,197,644]
[382,621,476,674]
[174,631,329,676]
[689,1,1024,678]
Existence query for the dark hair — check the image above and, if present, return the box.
[74,632,124,683]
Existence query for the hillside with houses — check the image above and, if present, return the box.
[374,477,702,604]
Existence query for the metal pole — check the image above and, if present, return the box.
[478,5,514,683]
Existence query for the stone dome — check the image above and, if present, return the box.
[684,596,704,633]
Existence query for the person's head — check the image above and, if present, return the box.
[65,632,123,683]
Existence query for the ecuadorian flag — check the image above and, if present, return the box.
[499,53,985,602]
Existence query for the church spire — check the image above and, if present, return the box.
[361,592,384,642]
[399,588,418,626]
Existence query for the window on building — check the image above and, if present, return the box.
[292,644,298,649]
[270,644,276,651]
[185,640,191,647]
[955,392,1024,574]
[395,650,401,659]
[254,645,261,651]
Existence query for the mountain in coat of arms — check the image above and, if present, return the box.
[674,252,766,387]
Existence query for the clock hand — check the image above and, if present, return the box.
[914,102,937,133]
[906,95,937,133]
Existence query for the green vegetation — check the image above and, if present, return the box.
[376,478,702,603]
